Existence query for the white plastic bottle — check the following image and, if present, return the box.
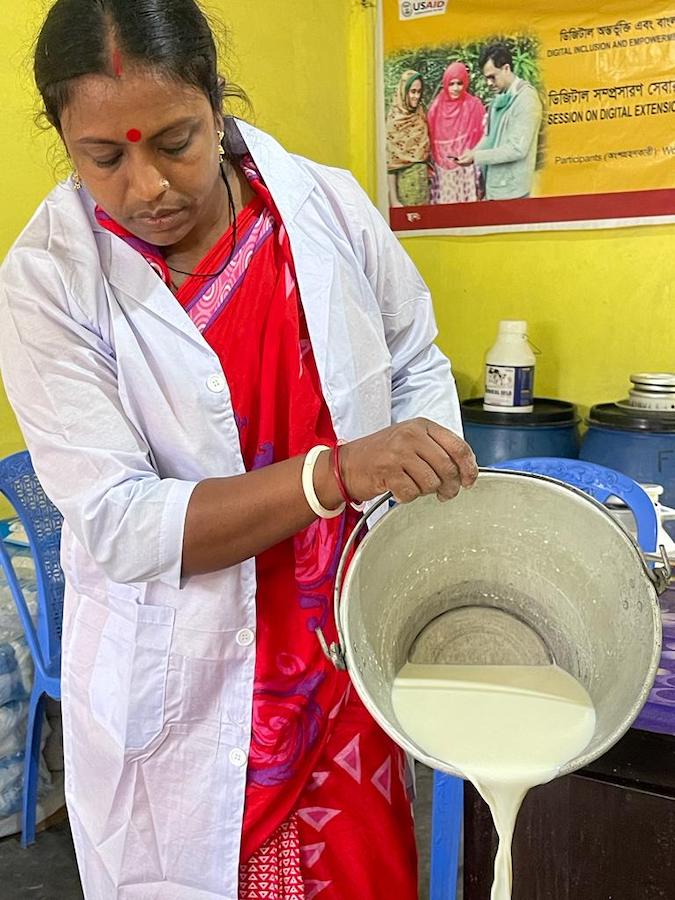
[483,320,536,413]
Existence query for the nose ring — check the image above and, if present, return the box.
[160,178,170,190]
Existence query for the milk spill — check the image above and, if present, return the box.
[391,663,596,900]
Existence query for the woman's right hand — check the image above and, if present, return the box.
[318,418,478,506]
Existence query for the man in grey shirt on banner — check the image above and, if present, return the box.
[458,43,543,200]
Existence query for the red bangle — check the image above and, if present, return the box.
[332,442,356,505]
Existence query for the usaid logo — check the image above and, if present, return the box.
[399,0,448,19]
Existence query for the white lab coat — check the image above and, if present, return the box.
[0,121,461,899]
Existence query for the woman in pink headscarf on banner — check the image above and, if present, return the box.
[428,62,486,204]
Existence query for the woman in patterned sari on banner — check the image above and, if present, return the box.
[428,62,486,204]
[386,69,432,207]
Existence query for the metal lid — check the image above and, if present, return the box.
[630,373,675,391]
[587,402,675,433]
[461,397,578,427]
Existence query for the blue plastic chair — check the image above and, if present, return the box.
[429,457,659,899]
[0,451,64,846]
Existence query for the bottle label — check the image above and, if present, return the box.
[485,364,534,408]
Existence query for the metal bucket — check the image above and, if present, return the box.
[320,470,666,777]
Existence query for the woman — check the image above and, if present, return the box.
[385,69,431,207]
[428,62,485,204]
[0,2,476,898]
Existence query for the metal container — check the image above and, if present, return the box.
[624,373,675,412]
[320,470,665,778]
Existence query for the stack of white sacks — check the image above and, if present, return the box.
[0,533,60,836]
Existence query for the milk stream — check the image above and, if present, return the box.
[391,663,596,900]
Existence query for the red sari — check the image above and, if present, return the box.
[96,159,417,900]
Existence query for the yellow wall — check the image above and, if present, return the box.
[0,4,54,465]
[2,2,675,487]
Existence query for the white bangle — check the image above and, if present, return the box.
[302,445,346,519]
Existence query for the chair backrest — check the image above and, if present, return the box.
[0,451,64,668]
[491,457,658,553]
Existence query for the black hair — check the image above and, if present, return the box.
[34,0,248,134]
[479,43,513,71]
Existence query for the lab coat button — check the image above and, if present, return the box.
[207,374,226,393]
[229,748,248,767]
[236,628,255,647]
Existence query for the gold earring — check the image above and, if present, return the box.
[73,172,83,191]
[217,129,225,163]
[160,178,170,190]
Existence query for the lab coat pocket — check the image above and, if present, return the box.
[89,595,175,753]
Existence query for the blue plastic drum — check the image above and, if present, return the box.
[461,398,580,466]
[580,402,675,510]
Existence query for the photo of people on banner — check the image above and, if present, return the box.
[381,0,675,234]
[386,42,542,207]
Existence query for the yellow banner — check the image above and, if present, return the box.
[381,0,675,232]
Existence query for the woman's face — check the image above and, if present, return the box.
[407,79,423,109]
[60,68,224,247]
[447,78,465,100]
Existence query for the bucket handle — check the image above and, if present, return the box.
[315,491,393,671]
[642,544,672,594]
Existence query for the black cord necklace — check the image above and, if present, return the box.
[165,163,238,280]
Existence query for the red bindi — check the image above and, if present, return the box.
[126,128,142,143]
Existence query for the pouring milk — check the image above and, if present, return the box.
[392,662,596,900]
